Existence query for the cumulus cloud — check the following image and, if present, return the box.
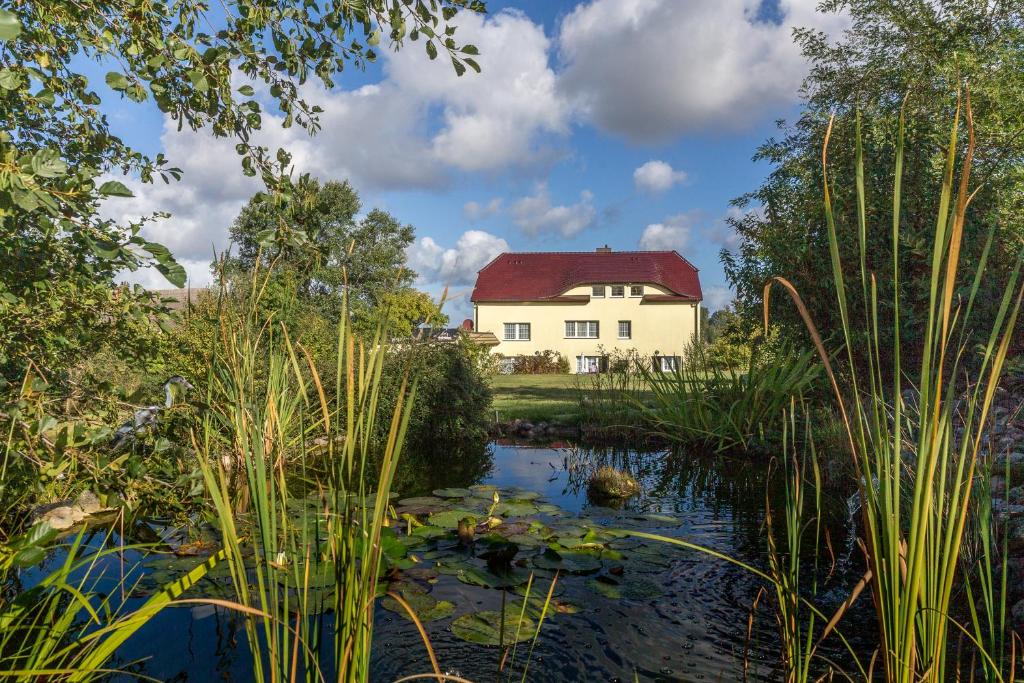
[107,9,566,287]
[638,212,697,251]
[557,0,848,141]
[511,184,596,237]
[703,285,734,311]
[463,198,503,221]
[407,229,510,286]
[633,160,687,194]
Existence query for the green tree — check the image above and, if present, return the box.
[0,0,484,382]
[224,176,442,334]
[723,0,1024,364]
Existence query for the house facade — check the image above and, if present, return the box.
[470,248,702,373]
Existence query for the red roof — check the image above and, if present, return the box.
[471,251,702,302]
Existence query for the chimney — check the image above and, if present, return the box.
[596,244,612,253]
[461,318,474,331]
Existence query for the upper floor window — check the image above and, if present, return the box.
[610,285,624,298]
[591,285,605,298]
[503,322,530,341]
[565,320,599,338]
[630,285,644,297]
[618,320,632,339]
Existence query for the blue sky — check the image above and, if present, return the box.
[104,0,849,320]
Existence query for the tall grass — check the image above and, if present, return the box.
[637,344,821,452]
[766,95,1024,681]
[194,264,427,683]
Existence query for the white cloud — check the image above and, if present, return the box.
[463,198,503,221]
[557,0,848,141]
[703,285,734,311]
[407,229,509,286]
[638,212,697,251]
[511,184,596,237]
[107,9,566,287]
[633,160,687,194]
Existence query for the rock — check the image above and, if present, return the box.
[587,466,641,501]
[31,491,114,531]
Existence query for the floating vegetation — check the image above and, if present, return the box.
[131,485,688,646]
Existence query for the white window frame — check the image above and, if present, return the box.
[576,355,602,374]
[629,285,644,297]
[610,285,624,298]
[503,322,530,341]
[618,320,631,339]
[591,285,605,298]
[565,320,599,339]
[659,355,679,372]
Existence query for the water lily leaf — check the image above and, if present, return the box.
[432,487,473,499]
[427,509,477,528]
[469,484,498,495]
[512,576,565,598]
[504,489,541,501]
[495,501,538,518]
[454,565,531,589]
[512,597,581,618]
[451,610,536,646]
[411,525,449,539]
[381,584,454,622]
[398,496,445,507]
[585,575,664,600]
[532,547,601,574]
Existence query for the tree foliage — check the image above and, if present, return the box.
[723,0,1024,363]
[0,0,484,381]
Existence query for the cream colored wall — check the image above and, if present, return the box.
[474,284,700,371]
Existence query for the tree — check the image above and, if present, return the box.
[0,0,484,382]
[723,0,1024,365]
[224,177,441,335]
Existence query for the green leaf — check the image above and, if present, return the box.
[105,71,129,91]
[31,150,68,178]
[0,68,23,90]
[451,57,466,77]
[451,610,536,646]
[426,41,437,60]
[237,84,254,96]
[98,180,134,197]
[0,9,20,41]
[155,260,187,288]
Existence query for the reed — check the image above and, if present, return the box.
[766,95,1024,681]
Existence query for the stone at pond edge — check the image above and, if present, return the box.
[450,610,537,646]
[30,490,115,531]
[587,466,640,501]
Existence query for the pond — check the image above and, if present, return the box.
[17,440,871,682]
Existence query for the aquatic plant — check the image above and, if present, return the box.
[766,95,1024,681]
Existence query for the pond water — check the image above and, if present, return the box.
[17,440,871,682]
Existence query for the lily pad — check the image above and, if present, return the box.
[585,575,664,600]
[381,584,454,622]
[432,488,473,499]
[504,490,541,501]
[427,509,478,528]
[398,496,445,507]
[411,525,449,539]
[512,576,566,598]
[455,565,532,589]
[532,547,602,574]
[495,501,539,518]
[451,610,537,646]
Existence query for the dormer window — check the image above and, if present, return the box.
[629,285,644,297]
[611,285,624,298]
[591,285,605,298]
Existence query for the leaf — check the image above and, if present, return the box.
[451,610,536,646]
[426,40,437,60]
[432,487,472,499]
[98,180,134,197]
[155,260,187,288]
[426,509,477,528]
[532,547,601,574]
[451,57,466,77]
[454,565,530,589]
[105,71,130,91]
[237,84,254,97]
[31,150,67,178]
[0,68,22,90]
[0,9,20,41]
[585,575,664,601]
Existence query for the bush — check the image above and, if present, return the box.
[500,350,569,374]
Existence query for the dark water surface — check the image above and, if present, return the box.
[20,441,871,682]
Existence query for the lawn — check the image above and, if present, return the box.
[490,374,583,423]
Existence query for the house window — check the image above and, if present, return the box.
[576,355,603,374]
[565,320,599,338]
[618,320,631,339]
[611,285,624,298]
[591,285,605,298]
[658,355,679,372]
[503,323,530,341]
[630,285,644,297]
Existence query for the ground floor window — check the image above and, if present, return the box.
[657,355,680,372]
[576,355,603,374]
